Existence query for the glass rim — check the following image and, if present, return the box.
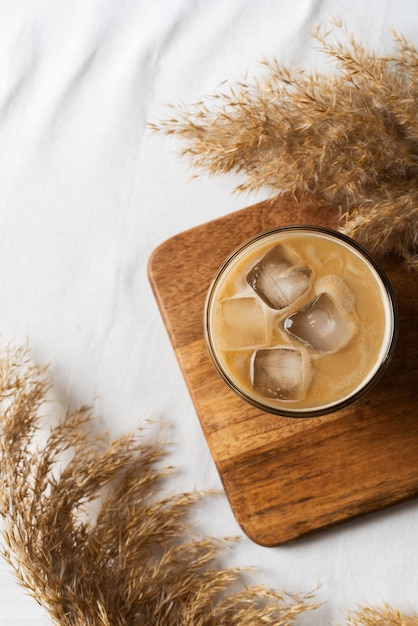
[203,224,398,419]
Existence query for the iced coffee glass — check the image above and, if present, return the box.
[204,226,398,418]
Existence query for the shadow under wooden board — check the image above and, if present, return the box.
[148,197,418,546]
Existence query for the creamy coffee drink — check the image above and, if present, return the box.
[204,226,397,417]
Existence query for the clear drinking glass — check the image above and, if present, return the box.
[204,225,398,418]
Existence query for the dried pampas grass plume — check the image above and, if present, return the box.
[346,605,418,626]
[0,347,317,625]
[151,22,418,270]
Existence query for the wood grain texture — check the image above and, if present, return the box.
[148,198,418,546]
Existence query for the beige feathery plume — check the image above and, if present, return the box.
[151,23,418,270]
[0,347,317,625]
[346,604,418,626]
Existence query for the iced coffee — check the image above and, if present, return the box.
[204,226,397,417]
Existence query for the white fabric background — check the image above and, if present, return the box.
[0,1,417,624]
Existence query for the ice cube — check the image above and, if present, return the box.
[314,274,355,313]
[246,244,312,310]
[215,297,266,349]
[251,346,312,401]
[283,292,355,353]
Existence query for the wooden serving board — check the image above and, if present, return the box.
[148,198,418,546]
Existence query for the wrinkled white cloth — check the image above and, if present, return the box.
[0,1,417,624]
